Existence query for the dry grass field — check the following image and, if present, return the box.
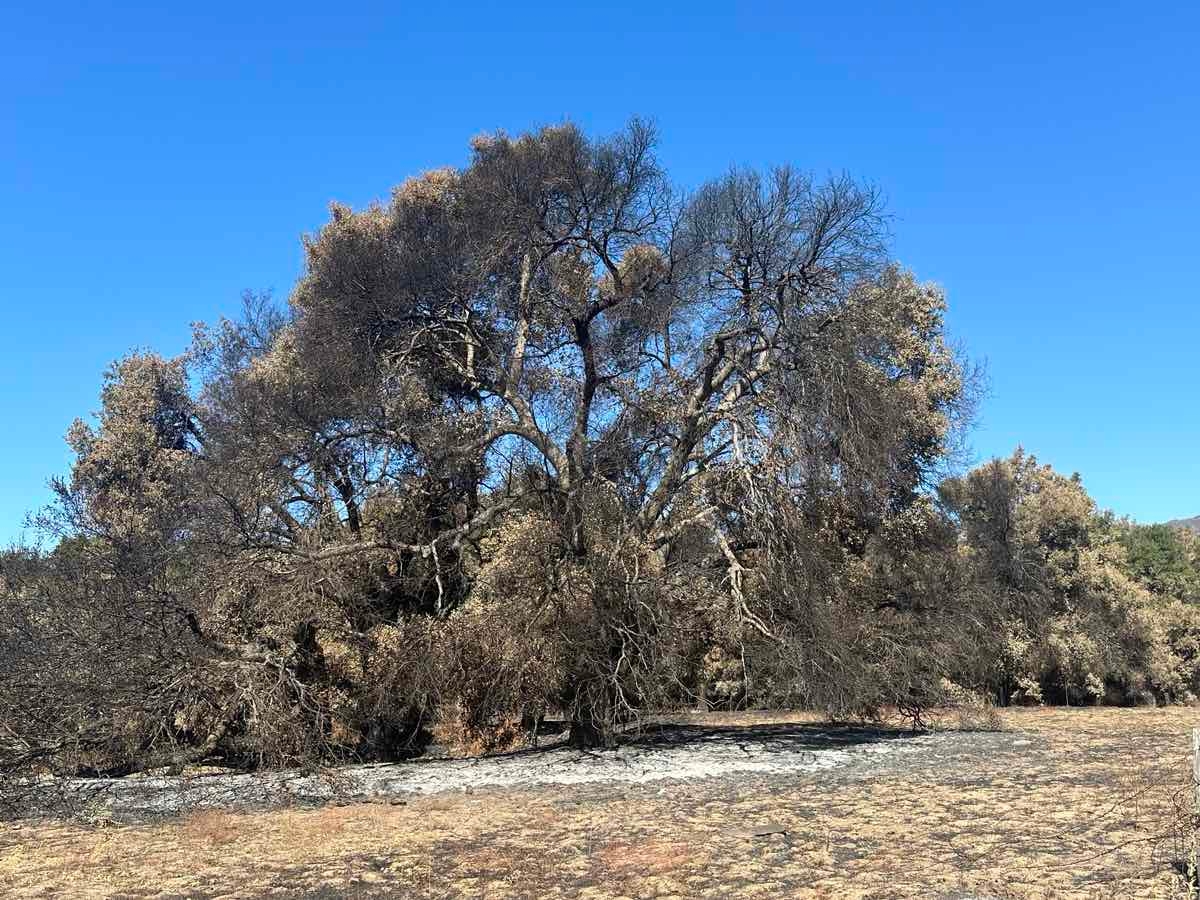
[2,706,1198,899]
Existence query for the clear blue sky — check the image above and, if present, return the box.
[3,1,1198,544]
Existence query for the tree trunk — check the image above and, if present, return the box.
[568,718,614,749]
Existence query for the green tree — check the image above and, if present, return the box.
[1119,523,1199,601]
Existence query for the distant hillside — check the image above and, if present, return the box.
[1167,516,1200,534]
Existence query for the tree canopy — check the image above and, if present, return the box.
[6,120,1194,787]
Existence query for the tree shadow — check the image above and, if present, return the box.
[618,720,915,754]
[426,717,917,765]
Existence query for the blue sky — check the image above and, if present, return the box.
[3,1,1198,543]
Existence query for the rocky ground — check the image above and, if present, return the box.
[1,707,1196,898]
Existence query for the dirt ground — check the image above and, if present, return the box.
[1,707,1197,899]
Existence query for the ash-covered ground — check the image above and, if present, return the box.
[22,721,1031,823]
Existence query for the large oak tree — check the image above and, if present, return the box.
[3,121,972,775]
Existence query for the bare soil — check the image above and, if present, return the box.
[1,707,1196,898]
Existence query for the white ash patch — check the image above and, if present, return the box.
[29,728,1013,821]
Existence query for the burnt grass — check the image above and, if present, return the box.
[2,707,1197,898]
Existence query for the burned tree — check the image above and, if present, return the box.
[2,120,972,774]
